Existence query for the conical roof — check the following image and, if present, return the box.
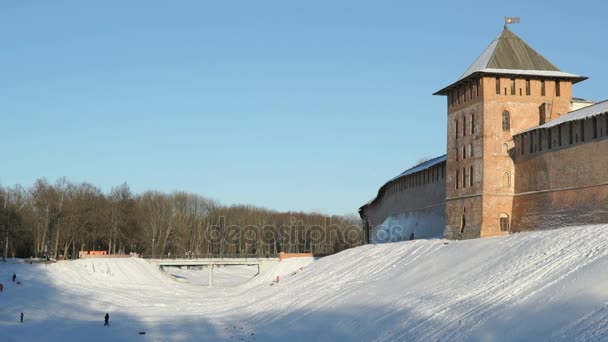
[434,28,586,95]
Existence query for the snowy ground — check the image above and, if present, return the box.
[164,265,259,287]
[1,224,608,341]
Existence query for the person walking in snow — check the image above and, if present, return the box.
[12,273,16,282]
[0,283,3,292]
[104,313,110,326]
[20,312,24,323]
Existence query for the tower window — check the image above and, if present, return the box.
[556,80,561,97]
[496,77,501,95]
[456,169,460,189]
[502,111,511,131]
[469,166,474,186]
[463,117,467,137]
[541,80,546,96]
[500,213,510,232]
[471,114,475,134]
[525,79,531,96]
[462,146,466,160]
[460,213,466,233]
[456,119,459,139]
[462,168,467,188]
[510,78,515,95]
[468,144,473,158]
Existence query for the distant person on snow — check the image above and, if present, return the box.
[12,273,16,282]
[20,312,24,323]
[0,283,3,292]
[104,313,110,326]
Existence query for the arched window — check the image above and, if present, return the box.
[500,213,510,232]
[503,172,511,188]
[502,111,511,131]
[502,143,509,156]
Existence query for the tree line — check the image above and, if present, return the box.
[0,178,363,260]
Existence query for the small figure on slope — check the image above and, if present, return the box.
[20,312,24,323]
[0,283,3,292]
[12,273,16,283]
[104,313,110,326]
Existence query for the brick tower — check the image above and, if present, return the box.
[434,27,586,239]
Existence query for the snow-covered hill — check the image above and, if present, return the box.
[1,224,607,341]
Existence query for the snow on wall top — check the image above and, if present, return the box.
[387,155,447,182]
[360,154,447,210]
[516,99,608,136]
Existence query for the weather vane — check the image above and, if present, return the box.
[504,17,520,29]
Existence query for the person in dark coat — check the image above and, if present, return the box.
[104,313,110,326]
[20,312,24,323]
[12,273,16,282]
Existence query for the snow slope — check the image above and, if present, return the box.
[1,224,608,341]
[165,265,259,287]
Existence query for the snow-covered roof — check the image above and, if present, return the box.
[572,97,594,103]
[360,155,447,210]
[467,68,583,79]
[516,99,608,135]
[386,155,447,183]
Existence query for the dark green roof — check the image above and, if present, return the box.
[484,28,559,72]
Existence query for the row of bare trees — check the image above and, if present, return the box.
[0,178,363,260]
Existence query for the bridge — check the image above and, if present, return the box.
[147,258,280,287]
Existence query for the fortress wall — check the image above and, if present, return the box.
[363,168,446,243]
[512,135,608,231]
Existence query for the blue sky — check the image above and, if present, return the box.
[1,0,606,215]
